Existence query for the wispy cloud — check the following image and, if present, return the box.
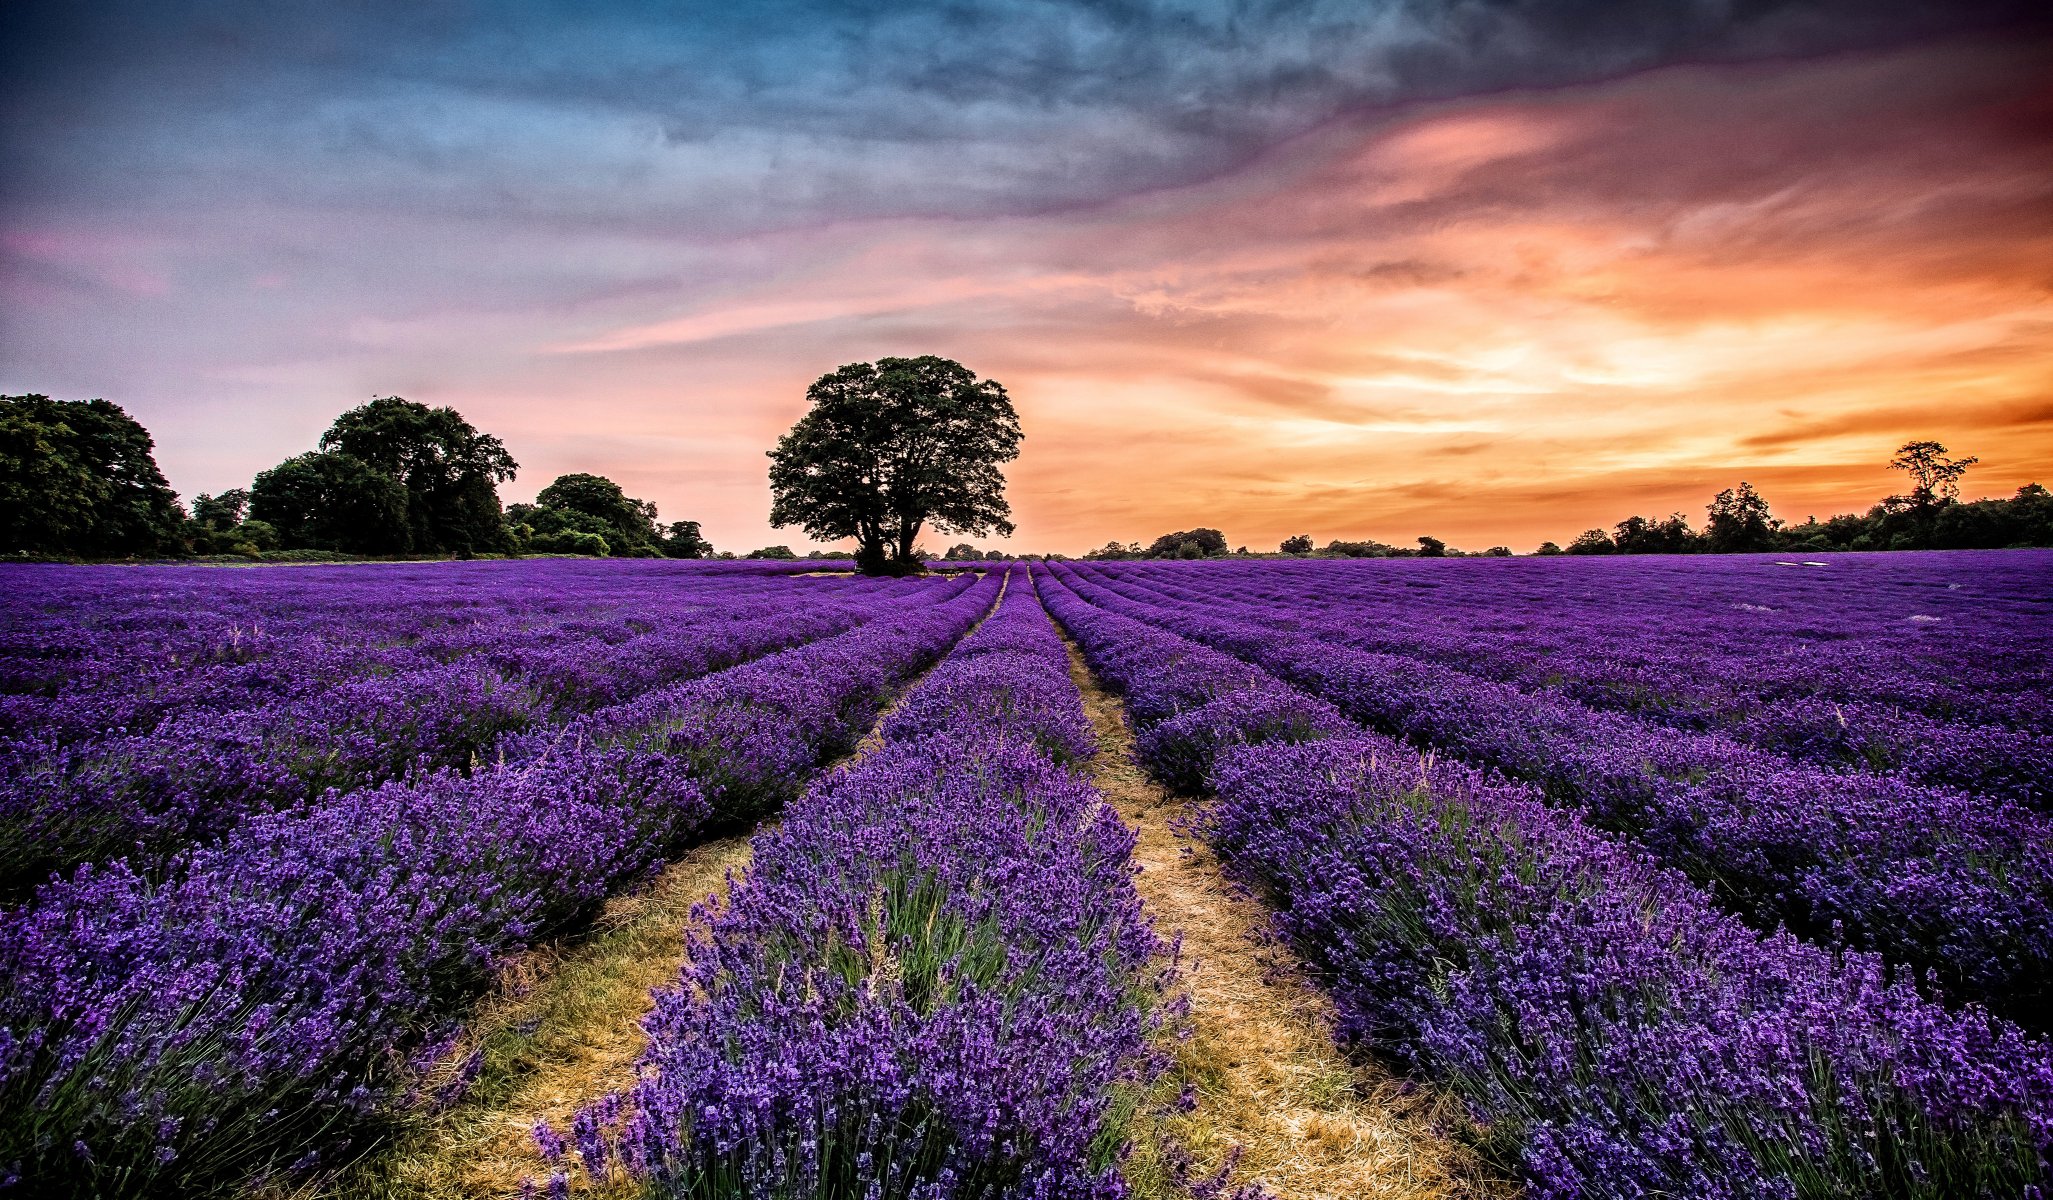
[1,4,2049,551]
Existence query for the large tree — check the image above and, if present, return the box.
[767,356,1020,576]
[319,397,517,553]
[662,519,713,559]
[0,395,185,557]
[1888,440,1978,510]
[1704,481,1779,553]
[532,472,663,556]
[1147,528,1227,558]
[250,451,412,554]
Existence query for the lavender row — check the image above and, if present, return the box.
[1101,554,2053,736]
[0,560,836,744]
[1035,563,2053,1196]
[0,571,998,1196]
[547,571,1167,1198]
[1215,742,2053,1198]
[1084,560,2053,806]
[0,577,914,891]
[1049,562,2053,1022]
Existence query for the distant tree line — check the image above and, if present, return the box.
[1,394,717,561]
[1084,442,2046,561]
[1087,529,1516,560]
[1537,443,2049,556]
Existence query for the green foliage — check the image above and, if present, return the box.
[1566,528,1615,555]
[532,472,663,556]
[534,530,610,556]
[663,520,714,559]
[189,488,249,531]
[1083,541,1144,560]
[250,451,412,554]
[0,395,186,557]
[1613,512,1696,554]
[1888,440,1978,509]
[768,356,1021,576]
[1320,538,1403,558]
[1704,481,1779,553]
[1145,528,1226,558]
[745,545,798,559]
[320,396,517,553]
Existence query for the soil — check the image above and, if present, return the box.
[1061,638,1501,1200]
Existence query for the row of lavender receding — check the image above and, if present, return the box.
[1053,561,2053,1025]
[1036,561,2053,1198]
[1137,550,2053,734]
[0,568,996,1196]
[1,568,920,892]
[0,560,846,743]
[1084,554,2053,807]
[535,567,1170,1197]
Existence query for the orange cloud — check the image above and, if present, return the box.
[377,35,2053,553]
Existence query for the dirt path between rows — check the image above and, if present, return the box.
[1062,639,1494,1200]
[319,833,752,1199]
[322,575,1012,1199]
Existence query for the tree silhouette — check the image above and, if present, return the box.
[768,357,1020,576]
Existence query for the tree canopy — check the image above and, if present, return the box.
[0,395,185,557]
[319,397,517,553]
[530,472,663,556]
[250,451,412,554]
[1147,528,1227,558]
[1704,481,1779,553]
[662,520,713,559]
[767,356,1020,575]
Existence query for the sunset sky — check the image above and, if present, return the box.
[4,1,2049,554]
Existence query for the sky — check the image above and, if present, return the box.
[3,0,2049,554]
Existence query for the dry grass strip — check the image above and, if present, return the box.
[313,573,1011,1198]
[306,833,753,1200]
[1061,639,1508,1200]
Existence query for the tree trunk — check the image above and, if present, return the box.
[891,518,923,575]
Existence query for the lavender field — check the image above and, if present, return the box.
[2,553,2050,1198]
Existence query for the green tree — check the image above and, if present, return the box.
[1889,440,1978,510]
[1566,528,1615,555]
[662,520,713,559]
[190,489,249,531]
[250,451,412,554]
[1704,481,1779,553]
[767,357,1021,576]
[320,397,517,553]
[1147,528,1227,558]
[1613,512,1697,554]
[532,472,663,556]
[0,395,186,557]
[1279,534,1313,554]
[746,545,798,560]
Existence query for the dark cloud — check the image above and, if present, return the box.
[3,0,2043,233]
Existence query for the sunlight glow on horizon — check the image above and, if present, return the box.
[4,31,2050,554]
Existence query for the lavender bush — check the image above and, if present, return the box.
[1037,561,2053,1197]
[562,572,1170,1199]
[1048,561,2053,1023]
[0,568,997,1195]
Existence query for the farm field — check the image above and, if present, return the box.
[2,553,2050,1198]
